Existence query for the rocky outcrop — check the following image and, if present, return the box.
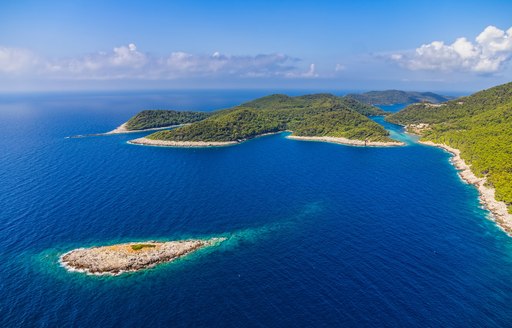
[60,238,225,275]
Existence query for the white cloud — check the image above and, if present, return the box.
[285,63,318,78]
[0,46,39,73]
[392,25,512,73]
[110,43,147,67]
[163,52,300,77]
[335,63,346,72]
[303,63,318,77]
[0,44,314,80]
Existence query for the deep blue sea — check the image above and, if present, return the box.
[1,90,512,327]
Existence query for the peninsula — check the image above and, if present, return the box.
[60,237,226,275]
[124,94,404,147]
[387,82,512,233]
[107,109,211,134]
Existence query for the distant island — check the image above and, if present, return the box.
[60,237,226,275]
[120,94,404,147]
[347,90,453,105]
[386,82,512,233]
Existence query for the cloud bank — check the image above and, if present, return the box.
[392,25,512,73]
[0,43,316,80]
[0,46,39,73]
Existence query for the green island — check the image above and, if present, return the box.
[347,90,453,105]
[387,82,512,231]
[127,94,404,147]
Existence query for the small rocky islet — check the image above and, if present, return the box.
[60,238,226,275]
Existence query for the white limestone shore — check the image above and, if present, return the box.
[128,137,239,147]
[127,131,284,148]
[129,131,405,149]
[420,141,512,235]
[286,135,405,147]
[105,123,182,135]
[60,238,226,276]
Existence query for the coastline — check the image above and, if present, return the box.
[60,238,226,276]
[128,132,405,148]
[105,123,183,135]
[420,140,512,235]
[128,137,239,147]
[286,135,405,147]
[127,131,283,148]
[66,123,182,139]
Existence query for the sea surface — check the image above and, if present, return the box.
[1,90,512,327]
[376,103,409,113]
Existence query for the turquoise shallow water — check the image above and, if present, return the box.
[1,91,512,327]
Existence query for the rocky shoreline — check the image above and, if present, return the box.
[420,141,512,235]
[286,135,405,147]
[128,137,239,147]
[60,238,226,275]
[128,131,286,148]
[128,133,405,148]
[105,123,182,135]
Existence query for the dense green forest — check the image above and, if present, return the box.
[347,90,453,105]
[146,94,393,142]
[240,93,386,116]
[125,110,211,130]
[387,82,512,213]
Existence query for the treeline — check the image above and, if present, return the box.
[125,110,211,130]
[347,90,453,105]
[386,82,512,213]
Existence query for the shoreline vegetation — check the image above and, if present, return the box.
[419,141,512,235]
[60,238,226,276]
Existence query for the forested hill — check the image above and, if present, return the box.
[125,110,211,130]
[240,93,386,116]
[123,94,384,132]
[386,82,512,213]
[347,90,453,105]
[145,93,394,143]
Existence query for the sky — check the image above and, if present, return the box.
[1,0,511,93]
